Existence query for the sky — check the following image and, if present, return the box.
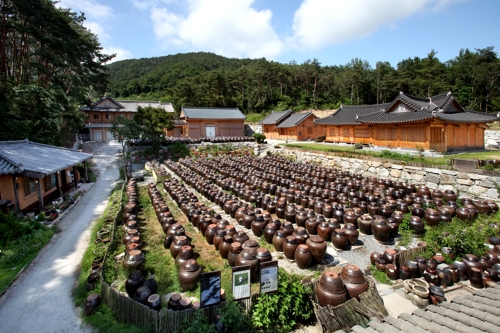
[57,0,500,67]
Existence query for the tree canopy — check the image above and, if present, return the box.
[0,0,113,145]
[107,48,500,114]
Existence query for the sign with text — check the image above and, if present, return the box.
[232,265,251,300]
[200,270,221,308]
[260,261,278,294]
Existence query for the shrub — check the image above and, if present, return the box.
[252,133,266,143]
[315,135,326,142]
[354,143,363,149]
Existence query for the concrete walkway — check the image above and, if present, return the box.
[0,141,121,333]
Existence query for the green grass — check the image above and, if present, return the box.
[285,143,500,166]
[245,112,269,123]
[0,226,56,294]
[369,265,392,285]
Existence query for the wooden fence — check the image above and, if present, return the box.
[393,243,427,269]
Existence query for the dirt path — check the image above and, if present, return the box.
[0,141,121,333]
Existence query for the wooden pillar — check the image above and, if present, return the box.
[36,178,44,212]
[84,161,88,182]
[56,171,61,197]
[11,175,20,212]
[72,166,78,188]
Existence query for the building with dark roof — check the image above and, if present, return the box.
[180,107,246,138]
[314,92,498,152]
[258,110,293,139]
[0,140,92,211]
[80,96,175,141]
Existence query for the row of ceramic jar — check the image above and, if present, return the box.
[164,161,332,266]
[125,270,161,310]
[315,264,369,307]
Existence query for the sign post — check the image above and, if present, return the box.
[200,270,221,308]
[232,265,251,300]
[260,261,279,294]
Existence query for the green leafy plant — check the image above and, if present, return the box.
[251,269,314,333]
[398,213,413,247]
[219,296,254,333]
[181,310,216,333]
[415,144,425,159]
[252,132,266,143]
[369,265,392,285]
[315,135,326,142]
[354,143,363,149]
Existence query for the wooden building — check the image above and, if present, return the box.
[0,140,92,211]
[180,107,246,138]
[273,112,318,141]
[314,92,498,152]
[259,110,293,139]
[81,96,175,141]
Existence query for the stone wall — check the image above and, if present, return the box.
[244,123,262,136]
[485,129,500,148]
[262,146,500,201]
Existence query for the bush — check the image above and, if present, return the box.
[251,269,313,333]
[354,143,364,149]
[168,142,191,159]
[315,135,326,142]
[252,133,266,143]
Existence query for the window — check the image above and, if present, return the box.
[44,174,57,191]
[329,128,337,136]
[106,114,111,119]
[23,177,36,197]
[307,127,313,134]
[343,128,350,137]
[355,128,370,138]
[93,114,99,119]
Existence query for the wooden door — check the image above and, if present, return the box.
[430,127,445,152]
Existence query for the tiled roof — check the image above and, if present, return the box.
[350,285,500,333]
[276,112,315,128]
[181,107,246,120]
[357,110,434,124]
[0,140,93,176]
[174,120,189,126]
[436,110,498,123]
[259,110,293,125]
[314,104,390,125]
[81,96,174,113]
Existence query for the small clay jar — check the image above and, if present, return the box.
[306,235,327,263]
[219,235,233,259]
[134,286,151,305]
[125,270,144,297]
[205,224,218,245]
[409,216,425,233]
[294,244,313,269]
[292,227,310,244]
[371,219,391,243]
[227,242,242,267]
[370,252,382,266]
[383,248,397,264]
[178,259,202,291]
[263,223,278,244]
[233,231,249,244]
[331,229,349,250]
[256,247,272,264]
[305,218,320,235]
[283,236,299,260]
[317,222,333,242]
[170,236,189,258]
[357,214,372,235]
[344,223,359,245]
[316,271,347,307]
[213,230,226,251]
[295,211,308,227]
[175,245,194,268]
[385,264,398,280]
[272,230,287,252]
[235,248,259,279]
[398,265,411,280]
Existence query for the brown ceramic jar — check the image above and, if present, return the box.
[292,227,310,244]
[283,236,299,260]
[316,271,347,307]
[317,222,333,242]
[306,235,327,263]
[344,223,359,245]
[178,259,202,291]
[294,244,313,269]
[205,224,218,245]
[219,235,233,259]
[235,249,259,279]
[175,245,194,268]
[227,242,242,267]
[331,228,349,250]
[272,230,287,252]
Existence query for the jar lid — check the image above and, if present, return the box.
[297,244,309,252]
[182,259,200,272]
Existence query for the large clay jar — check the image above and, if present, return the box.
[233,231,249,244]
[322,204,333,218]
[179,259,202,291]
[317,222,333,242]
[341,264,368,299]
[242,211,255,229]
[213,230,226,251]
[294,244,313,269]
[409,216,425,233]
[331,229,349,250]
[344,223,359,245]
[123,250,146,270]
[170,236,189,258]
[316,271,347,307]
[227,242,242,267]
[371,219,390,243]
[219,235,233,259]
[251,217,267,238]
[295,211,308,227]
[205,224,218,245]
[292,227,310,244]
[357,214,373,235]
[175,245,194,268]
[424,208,441,227]
[83,294,101,316]
[370,252,382,266]
[283,236,299,260]
[462,254,483,274]
[383,248,397,264]
[125,270,144,297]
[305,218,320,235]
[256,247,272,264]
[134,286,151,305]
[385,264,398,280]
[442,189,457,203]
[306,235,327,263]
[235,249,259,279]
[456,207,472,221]
[272,230,287,252]
[281,222,294,236]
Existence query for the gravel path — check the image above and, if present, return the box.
[0,141,121,333]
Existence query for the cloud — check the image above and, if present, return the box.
[56,0,113,18]
[84,21,110,41]
[150,0,284,59]
[291,0,464,49]
[102,47,133,63]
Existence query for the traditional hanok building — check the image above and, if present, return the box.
[258,110,293,139]
[80,96,175,140]
[273,111,318,141]
[0,140,92,211]
[314,92,499,152]
[180,107,246,138]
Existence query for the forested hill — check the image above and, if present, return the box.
[106,49,500,114]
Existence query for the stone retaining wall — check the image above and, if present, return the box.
[262,146,500,201]
[485,129,500,147]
